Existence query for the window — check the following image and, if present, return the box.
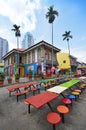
[63,60,66,63]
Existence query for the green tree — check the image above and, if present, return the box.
[62,31,73,55]
[11,24,21,49]
[46,5,59,67]
[62,31,73,76]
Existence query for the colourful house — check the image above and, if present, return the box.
[0,62,4,73]
[2,40,60,78]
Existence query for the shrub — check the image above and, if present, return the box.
[7,77,12,81]
[0,73,5,81]
[15,73,20,80]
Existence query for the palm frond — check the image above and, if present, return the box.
[46,5,59,23]
[62,30,73,41]
[63,37,66,40]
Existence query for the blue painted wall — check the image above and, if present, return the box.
[24,63,37,77]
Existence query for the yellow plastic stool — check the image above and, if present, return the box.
[71,91,80,100]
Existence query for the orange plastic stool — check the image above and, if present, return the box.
[46,112,61,130]
[24,100,29,105]
[24,100,30,113]
[56,105,69,123]
[31,87,37,95]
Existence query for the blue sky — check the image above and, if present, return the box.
[0,0,86,63]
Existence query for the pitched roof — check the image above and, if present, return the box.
[2,40,61,60]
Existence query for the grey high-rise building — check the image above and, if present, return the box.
[0,37,9,62]
[22,32,34,49]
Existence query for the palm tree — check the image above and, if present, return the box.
[11,24,21,49]
[62,31,73,76]
[62,31,72,55]
[11,24,21,74]
[46,5,59,67]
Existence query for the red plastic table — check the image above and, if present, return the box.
[7,81,38,96]
[25,91,59,113]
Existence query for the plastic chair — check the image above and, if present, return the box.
[24,100,30,113]
[61,98,72,107]
[31,87,37,95]
[36,84,42,93]
[56,105,69,123]
[41,82,48,91]
[71,91,80,100]
[73,89,81,94]
[67,94,76,104]
[46,112,61,130]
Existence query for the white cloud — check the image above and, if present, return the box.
[68,47,86,63]
[0,0,41,32]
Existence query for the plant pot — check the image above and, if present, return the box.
[29,78,32,81]
[0,81,4,86]
[8,80,12,84]
[15,79,19,83]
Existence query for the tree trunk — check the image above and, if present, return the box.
[51,23,53,67]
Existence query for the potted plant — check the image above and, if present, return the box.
[7,77,12,84]
[34,73,37,80]
[0,73,5,86]
[15,73,20,83]
[28,70,33,81]
[39,72,44,79]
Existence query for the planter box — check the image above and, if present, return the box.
[15,79,19,83]
[0,81,4,86]
[8,80,12,84]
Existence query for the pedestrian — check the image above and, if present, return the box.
[55,67,60,77]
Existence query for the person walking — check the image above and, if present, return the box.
[55,67,60,77]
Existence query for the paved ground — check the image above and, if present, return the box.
[0,84,86,130]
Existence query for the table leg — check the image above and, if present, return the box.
[24,93,26,99]
[28,104,31,113]
[60,113,65,123]
[17,95,18,102]
[61,93,65,98]
[9,91,11,97]
[47,103,54,112]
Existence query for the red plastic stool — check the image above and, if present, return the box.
[31,87,37,95]
[79,85,85,91]
[56,105,69,123]
[61,98,72,107]
[46,112,61,130]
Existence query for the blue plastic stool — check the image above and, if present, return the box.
[67,94,75,105]
[36,85,42,93]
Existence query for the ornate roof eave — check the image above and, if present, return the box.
[24,40,61,53]
[2,48,24,60]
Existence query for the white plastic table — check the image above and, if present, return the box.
[47,85,67,94]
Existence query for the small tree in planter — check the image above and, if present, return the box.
[15,73,20,83]
[34,73,37,80]
[0,73,5,86]
[28,70,33,81]
[7,77,12,84]
[39,72,44,79]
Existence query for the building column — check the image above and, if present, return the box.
[35,49,37,62]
